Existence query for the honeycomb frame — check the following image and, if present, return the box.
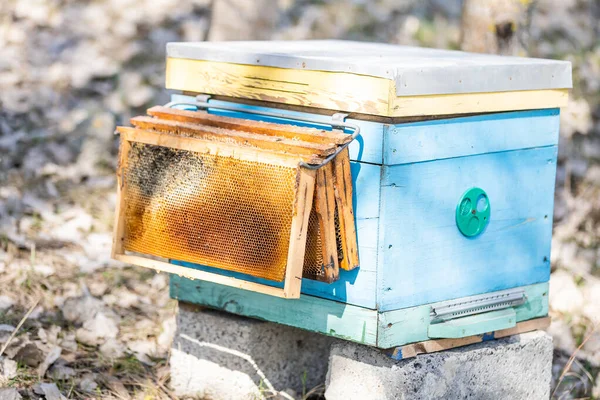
[129,110,356,281]
[111,127,316,299]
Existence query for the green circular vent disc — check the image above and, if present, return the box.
[456,187,490,237]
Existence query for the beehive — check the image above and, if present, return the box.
[124,41,572,351]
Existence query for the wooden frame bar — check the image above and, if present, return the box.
[115,126,318,167]
[333,147,359,270]
[314,163,340,283]
[283,168,317,298]
[146,106,352,145]
[115,253,291,297]
[112,130,317,299]
[111,138,130,258]
[130,116,337,157]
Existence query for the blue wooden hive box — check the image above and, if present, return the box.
[119,41,573,352]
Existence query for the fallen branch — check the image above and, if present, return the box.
[0,297,41,358]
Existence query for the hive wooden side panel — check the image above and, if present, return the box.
[377,146,557,311]
[166,59,568,117]
[160,98,560,311]
[170,275,379,345]
[377,282,549,348]
[166,58,391,116]
[384,109,561,165]
[389,89,568,118]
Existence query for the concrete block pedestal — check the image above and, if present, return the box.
[171,303,553,400]
[170,303,341,399]
[325,331,553,400]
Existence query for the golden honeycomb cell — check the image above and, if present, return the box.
[122,142,297,282]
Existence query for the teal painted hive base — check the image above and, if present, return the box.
[170,276,548,349]
[166,94,556,350]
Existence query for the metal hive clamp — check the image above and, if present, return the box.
[164,95,361,170]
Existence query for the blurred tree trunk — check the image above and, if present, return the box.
[208,0,283,41]
[460,0,534,55]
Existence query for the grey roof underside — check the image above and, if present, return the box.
[167,40,572,97]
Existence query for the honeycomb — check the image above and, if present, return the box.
[122,141,297,282]
[117,109,359,285]
[302,207,325,280]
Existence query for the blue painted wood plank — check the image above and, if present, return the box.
[351,162,381,219]
[377,282,548,348]
[377,146,557,311]
[384,109,560,165]
[171,94,385,164]
[170,274,379,345]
